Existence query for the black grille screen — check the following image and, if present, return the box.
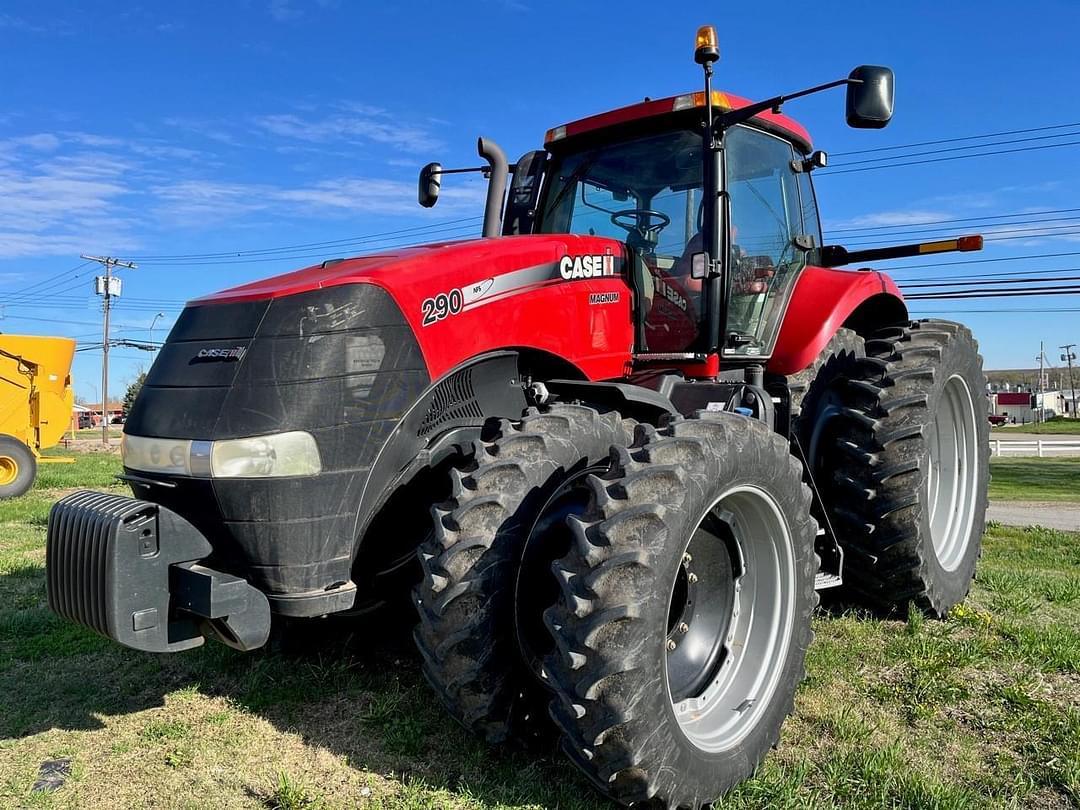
[418,367,482,436]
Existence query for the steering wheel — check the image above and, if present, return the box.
[610,209,671,247]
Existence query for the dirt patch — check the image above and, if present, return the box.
[54,439,122,455]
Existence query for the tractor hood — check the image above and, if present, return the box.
[190,234,626,307]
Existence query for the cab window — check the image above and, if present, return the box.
[796,169,823,248]
[537,129,706,354]
[724,126,805,357]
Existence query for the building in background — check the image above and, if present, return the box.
[73,401,124,427]
[988,390,1077,423]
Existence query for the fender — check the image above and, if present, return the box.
[352,351,528,549]
[768,266,907,376]
[546,378,677,423]
[346,349,588,614]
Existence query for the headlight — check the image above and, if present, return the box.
[211,431,321,478]
[122,431,321,479]
[121,435,194,476]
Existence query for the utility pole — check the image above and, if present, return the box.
[1062,343,1078,419]
[1036,342,1045,426]
[82,255,137,445]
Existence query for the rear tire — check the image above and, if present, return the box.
[413,404,628,744]
[0,436,36,500]
[818,320,989,616]
[543,413,817,808]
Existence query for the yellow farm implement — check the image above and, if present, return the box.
[0,335,76,498]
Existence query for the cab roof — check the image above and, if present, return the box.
[545,90,812,154]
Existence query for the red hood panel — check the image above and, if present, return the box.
[189,233,636,382]
[190,234,624,305]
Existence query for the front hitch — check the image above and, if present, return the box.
[46,491,270,653]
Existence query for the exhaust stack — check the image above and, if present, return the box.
[478,137,508,238]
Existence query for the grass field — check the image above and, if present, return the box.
[1,454,1079,808]
[989,456,1080,502]
[996,417,1080,436]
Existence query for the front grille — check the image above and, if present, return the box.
[418,367,483,436]
[46,491,157,636]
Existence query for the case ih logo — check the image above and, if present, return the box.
[194,346,247,362]
[559,254,616,280]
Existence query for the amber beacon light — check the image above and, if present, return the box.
[694,25,719,64]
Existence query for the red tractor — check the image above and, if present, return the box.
[46,25,989,808]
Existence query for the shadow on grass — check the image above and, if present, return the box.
[0,563,607,809]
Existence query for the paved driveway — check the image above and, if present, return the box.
[987,501,1080,531]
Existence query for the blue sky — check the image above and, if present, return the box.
[2,0,1079,401]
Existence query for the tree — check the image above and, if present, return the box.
[122,371,146,416]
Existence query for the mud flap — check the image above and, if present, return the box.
[46,491,270,653]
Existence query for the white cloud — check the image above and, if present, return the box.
[161,117,243,147]
[253,107,441,153]
[0,137,141,258]
[151,175,486,226]
[0,14,43,32]
[827,209,952,230]
[268,0,302,22]
[0,110,467,259]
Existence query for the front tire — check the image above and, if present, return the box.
[543,413,817,808]
[0,435,36,500]
[413,404,628,744]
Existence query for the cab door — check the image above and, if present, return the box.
[722,125,807,359]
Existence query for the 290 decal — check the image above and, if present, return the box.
[420,289,464,326]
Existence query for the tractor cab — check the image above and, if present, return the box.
[534,102,821,359]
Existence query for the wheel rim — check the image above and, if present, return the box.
[666,486,796,753]
[926,374,979,572]
[0,456,17,487]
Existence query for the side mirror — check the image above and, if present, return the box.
[794,150,828,173]
[846,65,894,129]
[418,162,442,208]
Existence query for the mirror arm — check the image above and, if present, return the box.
[717,78,853,129]
[430,165,492,177]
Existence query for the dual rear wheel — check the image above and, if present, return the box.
[792,320,989,616]
[415,406,817,807]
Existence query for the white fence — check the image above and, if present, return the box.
[990,438,1080,458]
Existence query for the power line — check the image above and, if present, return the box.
[908,307,1080,313]
[1,260,95,303]
[15,300,184,312]
[133,223,482,268]
[905,288,1080,300]
[899,274,1080,289]
[839,220,1080,247]
[0,314,108,328]
[129,216,483,262]
[883,250,1080,271]
[831,121,1080,157]
[820,139,1080,176]
[906,283,1080,298]
[829,129,1080,168]
[826,207,1080,236]
[898,265,1080,284]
